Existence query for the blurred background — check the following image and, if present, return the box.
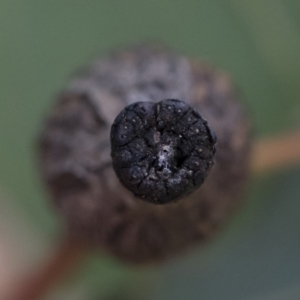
[0,1,300,299]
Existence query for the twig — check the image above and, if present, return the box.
[6,130,300,300]
[7,236,87,300]
[252,130,300,173]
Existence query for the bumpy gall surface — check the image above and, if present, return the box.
[111,99,216,204]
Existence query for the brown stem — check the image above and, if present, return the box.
[7,236,87,300]
[252,130,300,173]
[5,131,300,300]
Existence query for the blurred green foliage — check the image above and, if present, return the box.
[0,1,300,299]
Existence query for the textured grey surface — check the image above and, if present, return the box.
[111,99,216,204]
